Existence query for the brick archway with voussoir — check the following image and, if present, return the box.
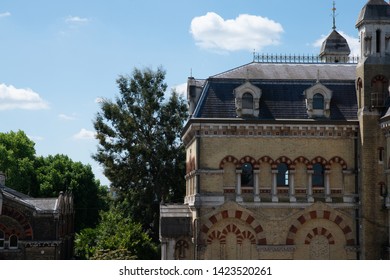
[207,224,257,245]
[286,210,354,246]
[201,209,266,245]
[219,155,240,169]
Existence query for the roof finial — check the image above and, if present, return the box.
[332,1,337,30]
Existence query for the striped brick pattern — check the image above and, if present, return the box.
[207,225,257,245]
[202,210,266,245]
[304,227,335,244]
[1,205,33,239]
[286,210,354,246]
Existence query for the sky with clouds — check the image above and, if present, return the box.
[0,0,368,186]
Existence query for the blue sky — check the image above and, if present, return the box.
[0,0,368,186]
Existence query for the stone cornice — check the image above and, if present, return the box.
[183,120,358,145]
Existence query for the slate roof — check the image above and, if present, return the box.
[0,185,58,212]
[356,0,390,27]
[193,62,358,121]
[320,30,350,56]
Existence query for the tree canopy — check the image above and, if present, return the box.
[0,130,108,231]
[93,67,188,241]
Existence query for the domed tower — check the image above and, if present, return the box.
[320,2,351,63]
[355,0,390,260]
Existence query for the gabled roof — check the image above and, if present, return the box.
[193,63,357,122]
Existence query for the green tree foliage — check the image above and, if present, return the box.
[0,130,38,195]
[35,154,109,231]
[0,130,108,232]
[93,67,188,241]
[74,206,157,260]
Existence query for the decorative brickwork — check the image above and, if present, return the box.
[202,209,266,245]
[305,227,335,244]
[286,210,354,246]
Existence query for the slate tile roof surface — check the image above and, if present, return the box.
[194,63,358,121]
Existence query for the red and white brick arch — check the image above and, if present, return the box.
[286,210,354,246]
[201,209,266,245]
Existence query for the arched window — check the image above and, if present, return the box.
[242,93,253,109]
[0,230,4,249]
[313,163,324,187]
[277,163,289,186]
[9,235,18,249]
[241,163,253,186]
[313,93,324,110]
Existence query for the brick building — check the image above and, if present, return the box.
[0,173,74,260]
[160,0,390,260]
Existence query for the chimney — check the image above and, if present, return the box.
[0,172,6,187]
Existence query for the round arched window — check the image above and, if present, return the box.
[241,163,253,186]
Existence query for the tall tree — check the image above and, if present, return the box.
[93,67,188,241]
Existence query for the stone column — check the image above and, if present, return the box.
[325,170,332,202]
[236,170,243,202]
[254,169,260,202]
[289,170,296,202]
[271,170,278,202]
[307,170,314,203]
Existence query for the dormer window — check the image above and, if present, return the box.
[304,82,332,118]
[233,81,261,117]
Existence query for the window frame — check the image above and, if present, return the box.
[241,163,254,187]
[242,92,254,110]
[312,163,324,187]
[277,163,289,187]
[9,234,18,249]
[313,93,324,110]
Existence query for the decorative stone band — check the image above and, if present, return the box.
[256,245,296,252]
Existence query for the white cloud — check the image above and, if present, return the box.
[95,97,105,104]
[27,135,44,142]
[171,83,187,98]
[65,16,89,24]
[190,12,284,53]
[0,83,49,110]
[313,31,360,57]
[65,16,89,23]
[73,128,96,140]
[0,12,11,18]
[58,113,77,121]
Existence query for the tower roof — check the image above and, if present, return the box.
[356,0,390,28]
[320,30,351,57]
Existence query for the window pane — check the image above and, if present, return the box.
[241,163,253,186]
[9,235,17,248]
[277,163,289,186]
[242,93,253,109]
[313,94,324,109]
[313,163,324,187]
